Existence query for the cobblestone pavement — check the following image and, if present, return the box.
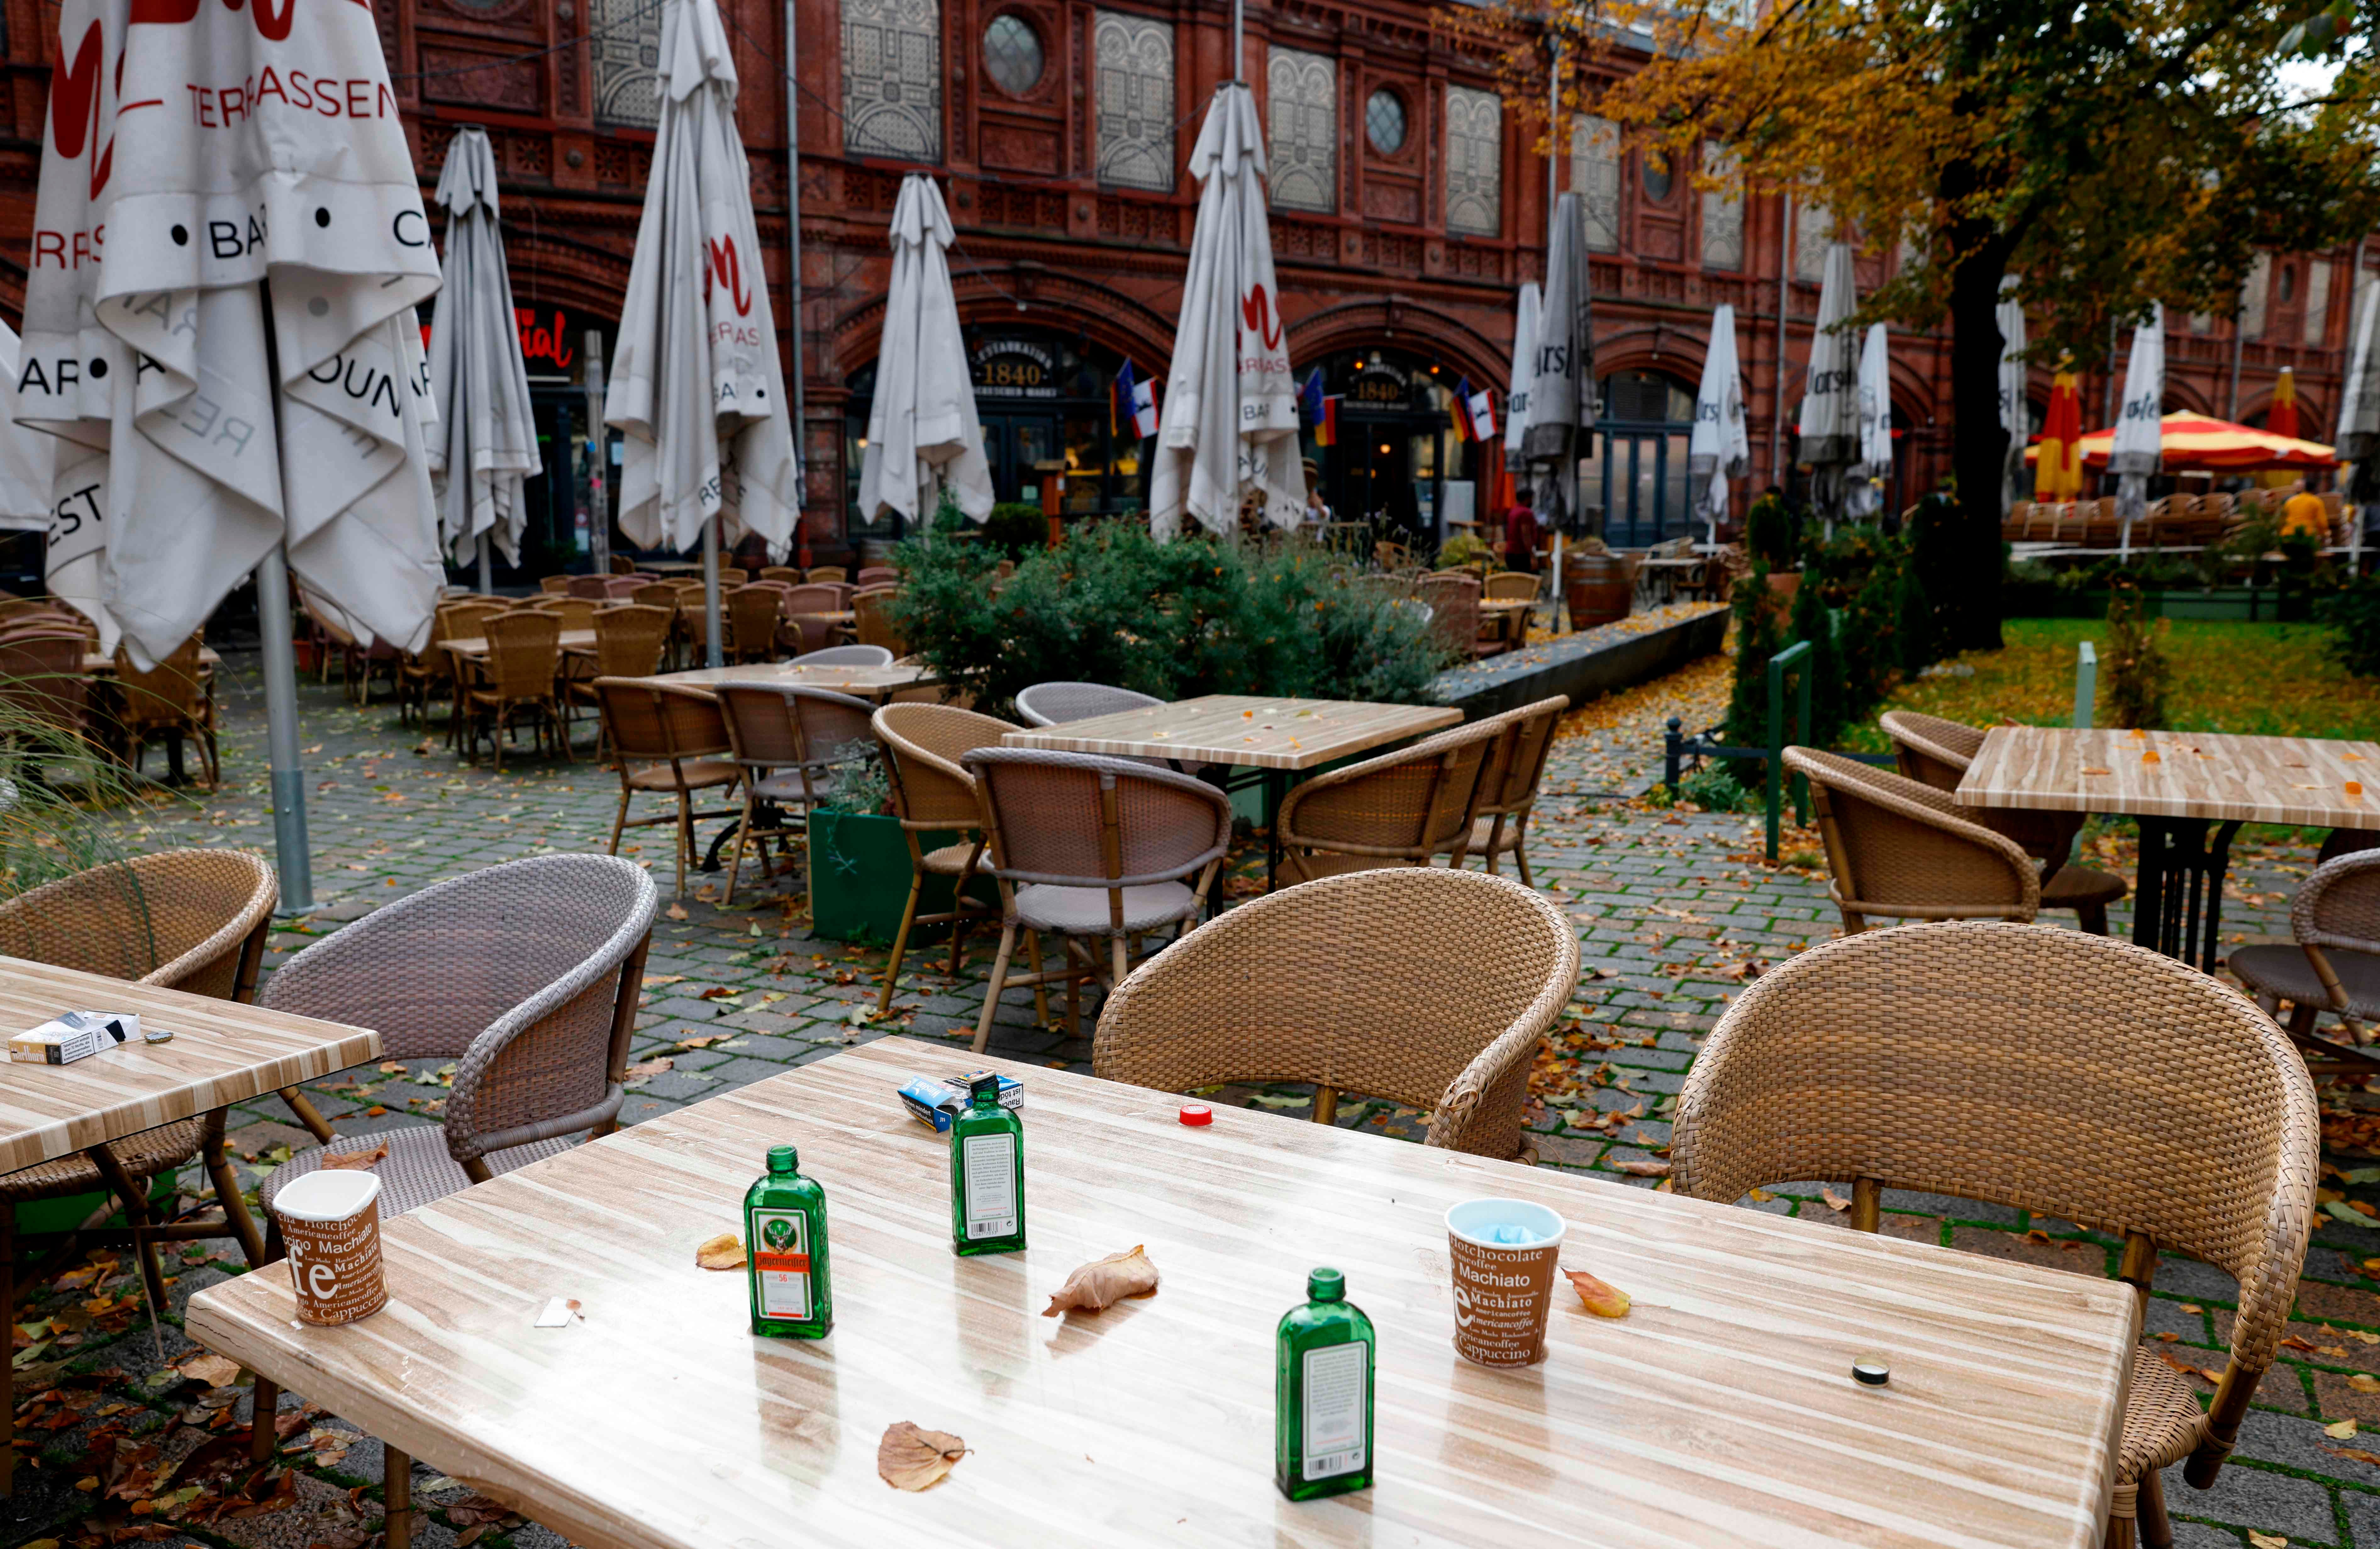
[8,642,2378,1548]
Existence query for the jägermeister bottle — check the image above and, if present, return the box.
[1275,1267,1374,1501]
[950,1075,1025,1255]
[745,1145,832,1339]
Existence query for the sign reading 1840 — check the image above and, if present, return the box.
[971,338,1060,399]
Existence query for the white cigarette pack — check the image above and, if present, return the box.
[9,1011,142,1065]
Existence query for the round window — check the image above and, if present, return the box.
[1642,151,1674,203]
[1365,89,1407,155]
[984,14,1045,97]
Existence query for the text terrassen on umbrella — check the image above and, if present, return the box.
[184,70,398,127]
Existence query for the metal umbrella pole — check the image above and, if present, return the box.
[703,513,724,668]
[477,531,493,593]
[255,287,314,914]
[584,332,609,575]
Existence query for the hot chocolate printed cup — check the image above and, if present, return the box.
[273,1170,387,1327]
[1445,1197,1567,1367]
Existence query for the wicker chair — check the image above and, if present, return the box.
[853,588,905,656]
[594,678,741,895]
[461,610,566,770]
[400,606,461,730]
[1440,696,1569,885]
[855,566,899,586]
[780,583,846,656]
[715,685,876,904]
[112,634,218,788]
[2229,849,2380,1074]
[725,584,784,666]
[0,632,93,738]
[807,566,849,584]
[758,566,804,584]
[1784,747,2041,931]
[432,599,508,746]
[1276,717,1504,883]
[871,702,1015,1017]
[1417,572,1485,659]
[960,748,1232,1049]
[566,576,612,601]
[1016,681,1161,726]
[1878,709,2129,931]
[791,644,894,668]
[1671,920,2319,1549]
[565,604,672,753]
[535,596,599,632]
[1095,868,1578,1156]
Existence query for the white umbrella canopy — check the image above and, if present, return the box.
[1849,322,1892,519]
[17,0,444,667]
[427,126,539,581]
[855,174,992,534]
[607,0,802,580]
[1996,278,2029,514]
[0,323,54,534]
[1796,241,1860,521]
[1524,193,1596,535]
[1688,303,1749,543]
[1503,282,1541,474]
[1149,82,1304,541]
[2109,302,2166,555]
[2343,276,2380,559]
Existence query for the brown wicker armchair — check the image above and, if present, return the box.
[2229,848,2380,1074]
[0,632,93,739]
[853,587,905,656]
[594,678,741,895]
[806,566,850,584]
[1276,717,1504,883]
[1439,695,1569,885]
[1672,920,2319,1549]
[462,610,565,770]
[1879,709,2128,932]
[855,566,899,586]
[725,584,784,665]
[1784,746,2041,932]
[112,634,218,788]
[715,685,876,904]
[1095,868,1578,1156]
[961,748,1233,1048]
[780,583,845,656]
[565,603,672,752]
[870,702,1015,1017]
[1418,572,1485,659]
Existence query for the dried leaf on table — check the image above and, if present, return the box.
[318,1143,387,1172]
[1563,1268,1632,1319]
[878,1421,969,1491]
[173,1352,241,1388]
[694,1234,746,1272]
[1042,1246,1160,1317]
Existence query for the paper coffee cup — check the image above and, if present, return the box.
[1446,1197,1566,1367]
[274,1170,387,1327]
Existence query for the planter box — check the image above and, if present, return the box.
[806,808,992,946]
[15,1172,177,1239]
[2005,585,2317,623]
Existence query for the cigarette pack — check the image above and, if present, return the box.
[896,1071,1023,1132]
[9,1011,142,1066]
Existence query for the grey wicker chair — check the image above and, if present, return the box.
[255,854,656,1231]
[714,684,877,904]
[1784,746,2041,932]
[2229,848,2380,1075]
[1879,709,2128,932]
[791,644,893,668]
[1015,681,1162,727]
[1673,921,2319,1549]
[1095,868,1578,1158]
[871,702,1016,1017]
[960,748,1232,1050]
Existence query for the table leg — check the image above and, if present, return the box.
[2130,817,2242,973]
[164,729,187,786]
[1264,770,1286,892]
[384,1444,412,1549]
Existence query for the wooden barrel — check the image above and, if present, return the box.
[1563,551,1634,629]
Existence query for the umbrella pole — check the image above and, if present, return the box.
[703,513,724,669]
[253,546,316,916]
[477,532,493,594]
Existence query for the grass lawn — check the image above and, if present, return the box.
[1844,616,2380,752]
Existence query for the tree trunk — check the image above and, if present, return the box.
[1942,217,2014,652]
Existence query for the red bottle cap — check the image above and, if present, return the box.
[1178,1103,1213,1127]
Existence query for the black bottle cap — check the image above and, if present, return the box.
[971,1074,1000,1101]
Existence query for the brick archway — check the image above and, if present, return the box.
[1287,299,1508,390]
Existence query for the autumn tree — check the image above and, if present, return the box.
[1453,0,2380,649]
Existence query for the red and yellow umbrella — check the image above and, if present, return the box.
[2025,410,2335,474]
[2033,370,2085,500]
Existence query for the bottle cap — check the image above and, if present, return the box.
[767,1144,797,1173]
[1307,1267,1346,1302]
[970,1074,1000,1101]
[1852,1356,1890,1387]
[1178,1103,1212,1127]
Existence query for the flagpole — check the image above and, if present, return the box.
[253,284,314,916]
[1232,0,1243,82]
[784,0,810,562]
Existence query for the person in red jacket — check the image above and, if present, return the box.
[1503,504,1540,573]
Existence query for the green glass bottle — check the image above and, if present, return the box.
[745,1144,832,1339]
[949,1075,1026,1255]
[1275,1267,1375,1501]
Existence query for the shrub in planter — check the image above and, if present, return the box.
[1745,492,1798,570]
[980,502,1049,559]
[2104,578,2172,729]
[2321,573,2380,679]
[804,754,992,946]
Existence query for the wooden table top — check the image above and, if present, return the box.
[1477,597,1537,612]
[633,661,935,700]
[1002,695,1462,772]
[789,610,857,624]
[445,630,600,661]
[82,646,224,674]
[1960,725,2380,827]
[186,1037,2135,1549]
[0,957,379,1173]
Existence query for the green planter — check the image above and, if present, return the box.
[806,808,992,946]
[15,1172,177,1238]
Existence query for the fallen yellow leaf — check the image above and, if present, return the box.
[878,1421,969,1490]
[694,1233,746,1272]
[1564,1267,1631,1318]
[2327,1418,2359,1439]
[175,1352,241,1388]
[1042,1246,1160,1317]
[319,1142,388,1172]
[2350,1373,2380,1393]
[2249,1532,2290,1549]
[1820,1185,1852,1213]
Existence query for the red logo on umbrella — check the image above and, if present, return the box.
[1240,283,1282,353]
[48,21,116,200]
[705,235,753,318]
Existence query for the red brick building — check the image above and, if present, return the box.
[0,0,2362,568]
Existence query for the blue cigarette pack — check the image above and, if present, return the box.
[896,1071,1023,1132]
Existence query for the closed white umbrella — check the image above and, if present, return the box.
[1526,192,1594,617]
[2109,303,2166,559]
[1149,83,1304,541]
[427,127,539,590]
[1688,303,1749,545]
[1997,278,2029,515]
[1797,242,1859,526]
[0,324,53,534]
[1503,282,1541,474]
[855,175,992,536]
[19,0,444,909]
[608,0,802,666]
[2339,276,2380,562]
[1849,322,1892,519]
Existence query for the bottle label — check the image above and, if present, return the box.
[962,1132,1018,1238]
[1301,1341,1367,1479]
[751,1209,812,1319]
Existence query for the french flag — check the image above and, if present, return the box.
[1115,359,1159,439]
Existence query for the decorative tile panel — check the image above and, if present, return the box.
[1444,86,1500,238]
[843,0,943,163]
[1793,200,1831,281]
[1699,143,1742,271]
[2241,253,2272,340]
[1569,116,1619,252]
[592,0,661,129]
[1267,48,1337,214]
[2305,259,2334,348]
[1094,11,1175,192]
